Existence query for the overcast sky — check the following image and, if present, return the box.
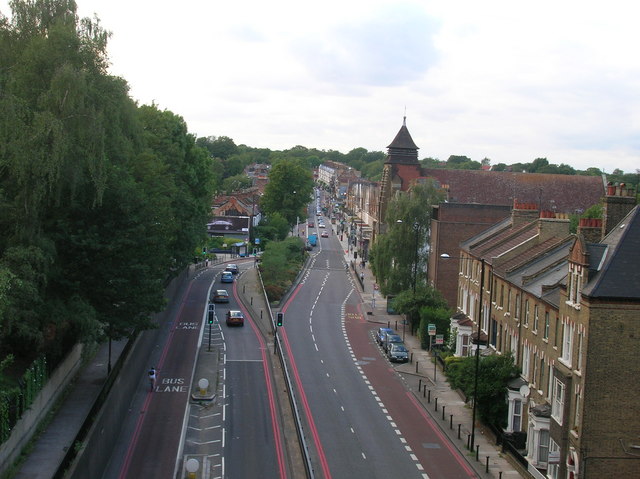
[2,0,639,173]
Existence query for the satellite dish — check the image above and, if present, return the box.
[519,384,530,397]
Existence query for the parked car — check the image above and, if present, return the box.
[383,333,403,353]
[376,327,394,346]
[221,271,234,283]
[226,310,244,326]
[226,263,239,274]
[387,343,409,363]
[212,289,229,303]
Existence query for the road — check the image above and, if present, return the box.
[279,202,479,478]
[102,263,286,479]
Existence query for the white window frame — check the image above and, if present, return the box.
[561,319,574,367]
[551,377,565,425]
[547,439,560,479]
[526,414,551,468]
[522,343,531,380]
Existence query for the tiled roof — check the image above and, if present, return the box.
[582,206,640,300]
[422,169,604,214]
[387,118,419,151]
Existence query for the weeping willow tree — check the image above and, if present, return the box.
[370,181,443,296]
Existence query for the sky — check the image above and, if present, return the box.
[2,0,639,173]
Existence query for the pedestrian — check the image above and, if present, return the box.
[360,272,364,282]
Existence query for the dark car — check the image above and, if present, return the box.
[226,310,244,326]
[226,263,239,274]
[383,333,403,353]
[376,327,394,346]
[387,343,409,363]
[212,289,229,303]
[221,271,234,283]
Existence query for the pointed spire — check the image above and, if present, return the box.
[386,116,419,164]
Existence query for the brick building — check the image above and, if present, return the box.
[451,184,639,478]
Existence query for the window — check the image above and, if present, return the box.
[524,299,530,326]
[574,387,581,430]
[532,352,538,387]
[515,294,520,319]
[539,358,545,392]
[552,378,565,425]
[500,284,504,307]
[538,429,550,464]
[554,316,560,348]
[561,320,574,366]
[507,289,511,313]
[544,312,550,340]
[548,439,560,479]
[533,304,539,332]
[522,344,531,380]
[526,416,550,468]
[512,399,522,431]
[576,329,584,371]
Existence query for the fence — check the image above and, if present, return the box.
[0,356,49,443]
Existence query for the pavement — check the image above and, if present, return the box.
[337,229,525,479]
[7,243,525,479]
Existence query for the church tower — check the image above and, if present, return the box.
[377,117,422,232]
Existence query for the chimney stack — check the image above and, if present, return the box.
[603,182,637,237]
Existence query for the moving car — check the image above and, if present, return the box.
[308,221,314,227]
[226,263,239,274]
[318,223,326,228]
[321,231,328,238]
[212,289,229,303]
[383,333,403,353]
[387,343,409,363]
[226,310,244,326]
[221,271,234,283]
[376,327,394,346]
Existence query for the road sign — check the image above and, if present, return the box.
[435,334,444,345]
[428,324,436,336]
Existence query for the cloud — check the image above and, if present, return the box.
[292,4,439,90]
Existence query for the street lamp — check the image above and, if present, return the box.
[441,253,484,451]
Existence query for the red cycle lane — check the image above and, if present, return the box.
[344,304,478,479]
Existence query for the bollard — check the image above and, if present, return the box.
[250,297,253,305]
[467,434,471,450]
[458,424,461,439]
[261,310,263,318]
[387,320,390,328]
[476,445,479,461]
[499,472,502,479]
[442,405,446,420]
[428,389,431,403]
[434,397,438,412]
[410,352,413,364]
[450,414,453,429]
[243,285,246,294]
[418,379,422,392]
[416,361,419,373]
[486,456,490,473]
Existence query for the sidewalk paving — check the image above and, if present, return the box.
[338,230,524,478]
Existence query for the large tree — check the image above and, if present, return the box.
[260,158,313,227]
[370,181,444,295]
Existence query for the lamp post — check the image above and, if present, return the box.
[413,222,419,294]
[441,253,485,451]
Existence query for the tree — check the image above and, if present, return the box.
[221,174,251,194]
[261,158,313,226]
[370,181,444,295]
[390,284,448,336]
[445,352,519,426]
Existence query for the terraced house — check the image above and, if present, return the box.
[452,184,639,478]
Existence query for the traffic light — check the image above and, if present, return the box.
[276,312,284,327]
[208,304,215,324]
